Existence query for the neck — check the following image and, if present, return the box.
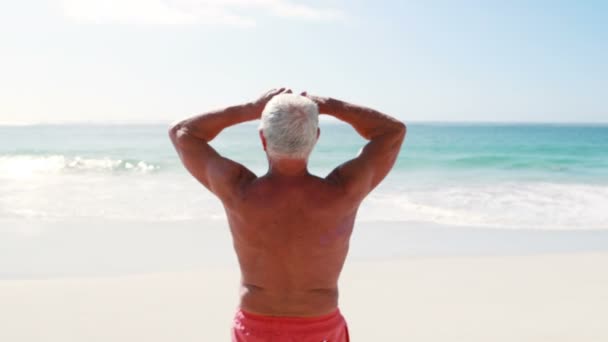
[267,156,309,177]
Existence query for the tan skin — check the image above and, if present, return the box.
[169,88,406,317]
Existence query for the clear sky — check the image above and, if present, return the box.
[1,0,607,124]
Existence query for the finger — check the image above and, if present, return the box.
[264,88,279,96]
[265,88,282,98]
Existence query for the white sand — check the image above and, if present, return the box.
[1,253,607,341]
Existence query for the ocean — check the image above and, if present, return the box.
[1,122,608,277]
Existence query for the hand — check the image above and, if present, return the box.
[300,91,332,114]
[252,87,293,116]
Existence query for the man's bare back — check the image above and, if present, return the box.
[169,88,405,320]
[229,172,359,316]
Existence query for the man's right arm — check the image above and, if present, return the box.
[309,95,406,199]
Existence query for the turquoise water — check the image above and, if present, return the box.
[1,123,607,230]
[400,124,608,183]
[2,123,607,180]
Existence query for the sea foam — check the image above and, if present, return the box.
[361,181,608,230]
[0,155,159,179]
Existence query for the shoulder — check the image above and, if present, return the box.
[219,170,259,206]
[323,167,367,201]
[310,174,365,211]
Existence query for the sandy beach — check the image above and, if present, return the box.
[2,253,607,341]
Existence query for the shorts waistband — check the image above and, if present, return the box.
[237,308,342,324]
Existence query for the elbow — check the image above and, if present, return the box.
[391,121,407,148]
[168,119,185,137]
[393,120,407,140]
[397,121,406,134]
[168,120,185,144]
[370,120,406,142]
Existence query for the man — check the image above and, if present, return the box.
[169,88,406,341]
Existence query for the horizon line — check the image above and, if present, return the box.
[2,119,608,127]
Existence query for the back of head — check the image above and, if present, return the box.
[259,94,319,160]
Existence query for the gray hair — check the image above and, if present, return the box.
[259,94,319,159]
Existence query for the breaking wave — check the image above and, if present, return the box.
[0,155,160,179]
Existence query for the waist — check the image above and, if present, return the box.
[239,283,339,317]
[234,307,346,334]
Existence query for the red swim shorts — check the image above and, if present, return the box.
[232,308,350,342]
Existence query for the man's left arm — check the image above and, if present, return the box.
[168,88,289,200]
